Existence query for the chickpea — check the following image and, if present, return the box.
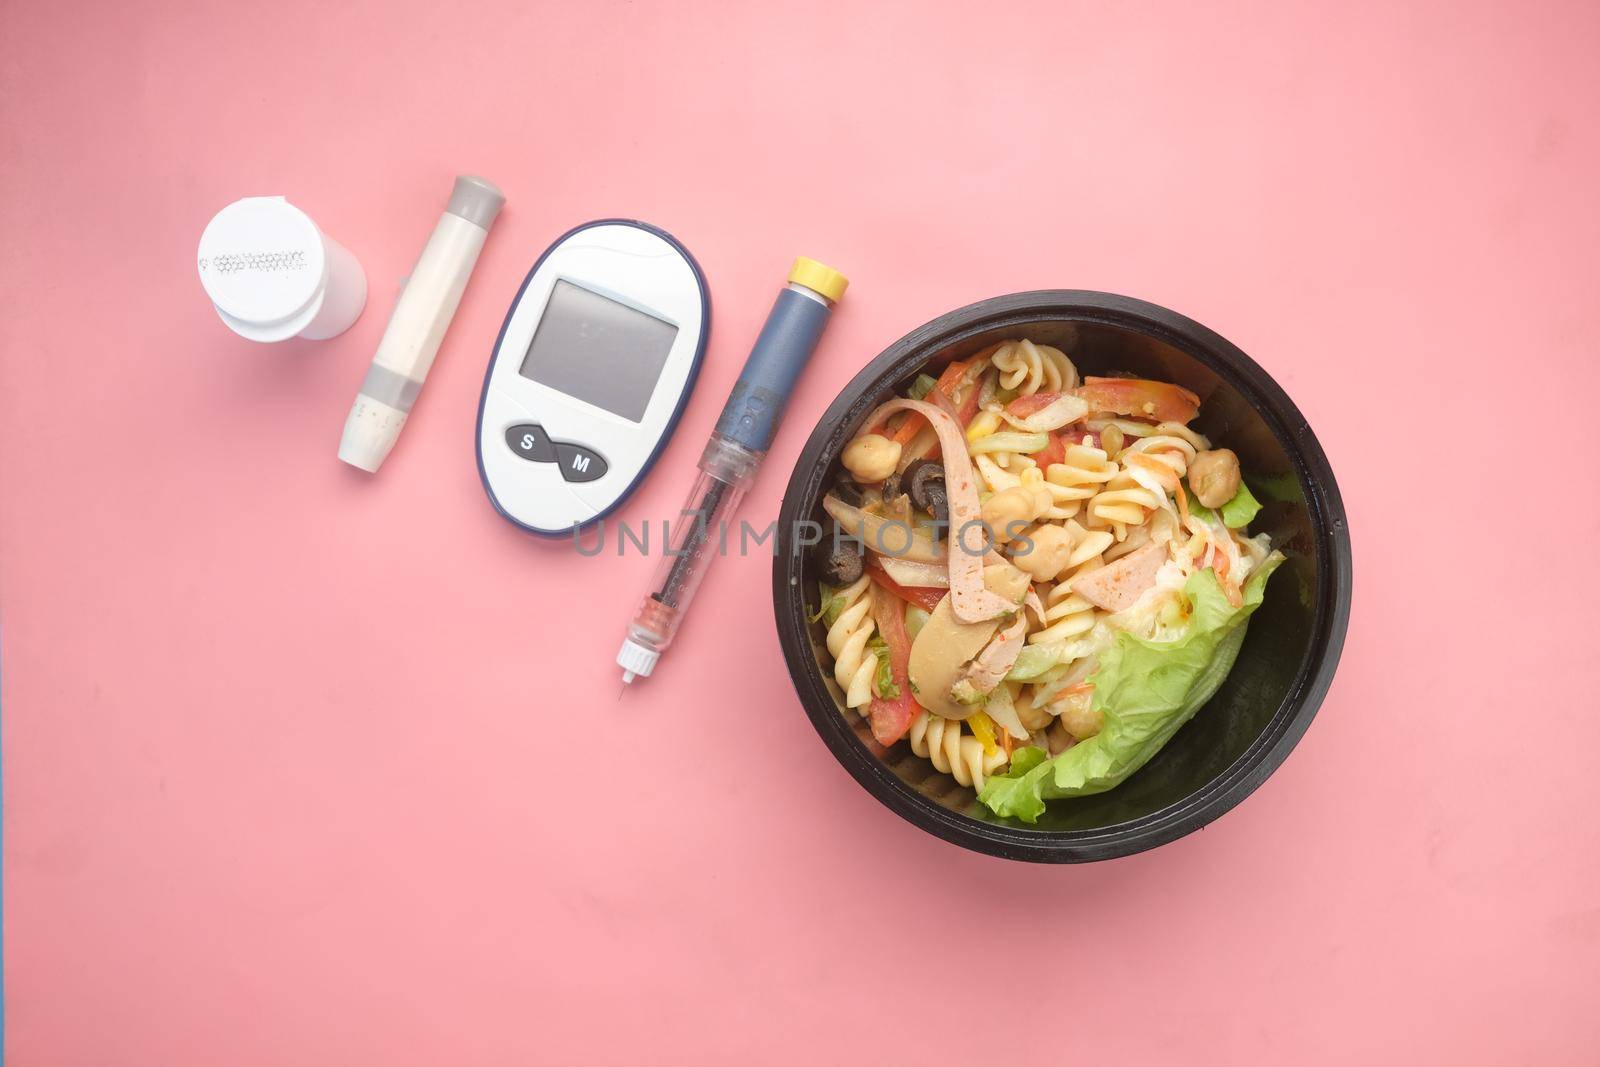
[1010,523,1075,581]
[981,486,1040,543]
[841,433,902,484]
[1100,424,1124,458]
[1047,718,1076,755]
[1016,687,1053,732]
[1189,448,1242,508]
[1055,688,1104,740]
[1017,468,1055,521]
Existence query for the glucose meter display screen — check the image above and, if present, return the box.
[519,280,678,423]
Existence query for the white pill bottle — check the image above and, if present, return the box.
[197,196,367,342]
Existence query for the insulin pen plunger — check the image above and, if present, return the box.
[338,176,505,473]
[617,257,848,684]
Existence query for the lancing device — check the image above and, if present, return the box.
[339,176,505,472]
[617,257,848,686]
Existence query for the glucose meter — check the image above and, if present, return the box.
[475,220,709,535]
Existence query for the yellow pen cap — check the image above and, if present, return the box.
[787,257,848,303]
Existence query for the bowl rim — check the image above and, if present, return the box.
[772,289,1352,863]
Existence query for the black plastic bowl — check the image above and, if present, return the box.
[772,291,1351,863]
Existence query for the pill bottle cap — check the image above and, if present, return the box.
[197,197,329,342]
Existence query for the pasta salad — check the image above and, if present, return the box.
[812,339,1282,822]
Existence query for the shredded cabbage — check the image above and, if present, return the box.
[904,604,931,643]
[968,432,1049,456]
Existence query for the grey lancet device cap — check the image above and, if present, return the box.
[446,175,505,230]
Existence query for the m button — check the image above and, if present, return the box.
[555,442,607,483]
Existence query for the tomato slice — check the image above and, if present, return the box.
[1074,377,1200,424]
[1034,432,1067,468]
[866,556,946,613]
[867,583,919,746]
[1004,391,1065,419]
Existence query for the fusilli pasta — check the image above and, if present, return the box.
[992,339,1078,396]
[1042,443,1119,520]
[825,575,878,708]
[908,712,1008,791]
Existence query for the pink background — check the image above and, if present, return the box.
[3,0,1598,1062]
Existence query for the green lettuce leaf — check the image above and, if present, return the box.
[810,581,846,627]
[907,373,939,400]
[1188,480,1263,529]
[868,635,898,699]
[1219,482,1262,528]
[979,555,1283,823]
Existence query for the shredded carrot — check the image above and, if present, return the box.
[888,360,968,446]
[933,359,969,394]
[1125,451,1180,490]
[890,412,925,446]
[1175,481,1190,523]
[1214,549,1243,607]
[1049,682,1095,706]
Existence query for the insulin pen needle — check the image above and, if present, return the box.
[614,258,848,687]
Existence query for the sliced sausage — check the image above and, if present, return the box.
[1070,541,1166,612]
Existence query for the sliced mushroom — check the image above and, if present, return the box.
[907,563,1031,720]
[822,494,942,563]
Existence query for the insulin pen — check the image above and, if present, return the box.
[339,175,505,472]
[616,257,849,685]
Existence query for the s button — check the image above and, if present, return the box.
[505,424,556,462]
